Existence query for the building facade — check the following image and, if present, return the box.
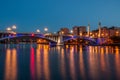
[58,27,69,35]
[73,26,87,36]
[91,26,120,38]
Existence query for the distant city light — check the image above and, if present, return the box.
[116,31,119,34]
[61,31,64,34]
[54,32,56,34]
[70,30,73,33]
[106,33,108,36]
[80,32,82,36]
[102,33,104,36]
[90,32,92,35]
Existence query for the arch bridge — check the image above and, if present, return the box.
[63,35,98,45]
[0,32,98,45]
[0,33,57,45]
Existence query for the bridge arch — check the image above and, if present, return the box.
[0,34,57,45]
[63,36,97,45]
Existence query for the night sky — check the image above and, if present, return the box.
[0,0,120,32]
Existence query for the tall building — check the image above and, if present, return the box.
[87,24,90,37]
[91,26,120,38]
[58,27,69,35]
[73,26,87,36]
[109,26,120,37]
[98,22,101,37]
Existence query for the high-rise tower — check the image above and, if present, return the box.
[98,22,101,38]
[87,23,90,37]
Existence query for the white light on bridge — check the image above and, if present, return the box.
[54,32,56,34]
[36,29,40,33]
[6,27,12,31]
[70,30,73,33]
[44,28,48,32]
[12,25,17,30]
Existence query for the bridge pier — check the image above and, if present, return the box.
[96,38,107,45]
[57,35,63,45]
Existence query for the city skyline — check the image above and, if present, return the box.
[0,0,120,32]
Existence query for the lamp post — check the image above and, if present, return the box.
[6,27,12,43]
[36,29,40,33]
[11,25,17,36]
[44,27,48,34]
[70,30,73,34]
[6,25,17,43]
[54,32,56,34]
[6,25,17,36]
[6,27,12,33]
[12,25,17,33]
[12,25,16,30]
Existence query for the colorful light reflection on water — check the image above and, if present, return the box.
[0,44,120,80]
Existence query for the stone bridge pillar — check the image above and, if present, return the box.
[98,22,102,45]
[57,34,63,45]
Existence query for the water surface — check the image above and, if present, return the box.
[0,44,120,80]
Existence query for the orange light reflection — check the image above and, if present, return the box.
[89,46,99,80]
[69,46,76,80]
[60,48,66,80]
[43,45,50,80]
[4,48,17,80]
[115,46,120,79]
[30,47,35,80]
[36,44,42,80]
[79,46,86,79]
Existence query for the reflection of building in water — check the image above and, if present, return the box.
[88,46,100,80]
[30,45,50,80]
[100,47,107,78]
[115,46,120,79]
[60,48,66,80]
[4,48,17,80]
[105,46,109,54]
[43,45,50,80]
[57,46,61,53]
[30,47,35,80]
[101,47,105,54]
[69,46,76,80]
[36,45,41,80]
[79,46,86,80]
[11,49,17,80]
[105,46,114,54]
[88,46,118,80]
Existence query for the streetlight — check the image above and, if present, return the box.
[70,30,73,33]
[44,28,48,32]
[6,27,12,34]
[6,27,12,43]
[6,27,12,31]
[44,28,48,34]
[11,25,17,34]
[12,25,17,30]
[54,32,56,34]
[36,29,40,33]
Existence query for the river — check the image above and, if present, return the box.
[0,44,120,80]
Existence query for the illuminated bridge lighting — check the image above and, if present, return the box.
[31,34,35,37]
